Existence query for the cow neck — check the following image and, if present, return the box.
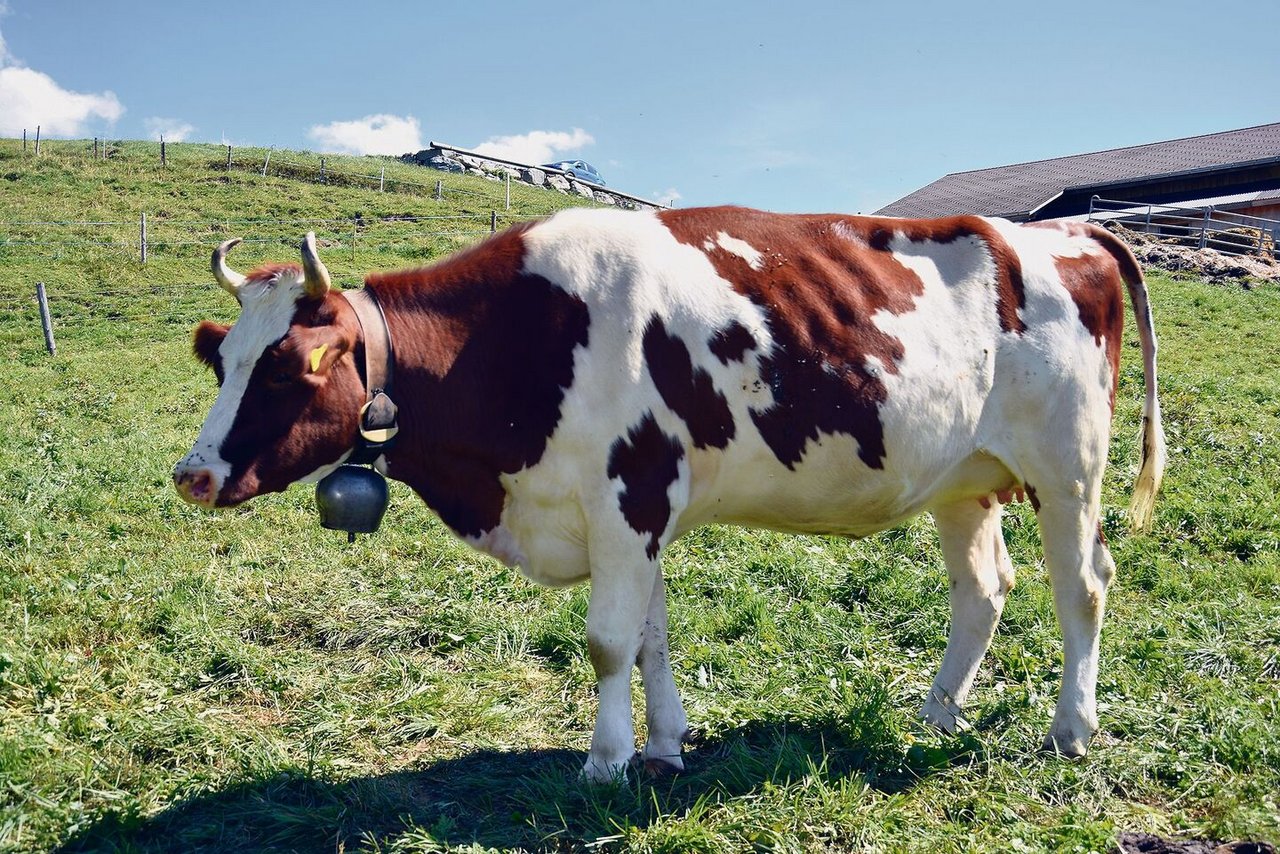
[341,287,399,465]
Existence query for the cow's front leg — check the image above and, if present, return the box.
[582,557,659,783]
[637,565,687,775]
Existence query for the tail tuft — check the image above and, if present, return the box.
[1128,411,1166,532]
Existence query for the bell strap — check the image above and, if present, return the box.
[341,288,399,462]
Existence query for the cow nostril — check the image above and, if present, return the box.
[175,468,216,505]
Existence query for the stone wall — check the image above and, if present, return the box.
[401,146,660,211]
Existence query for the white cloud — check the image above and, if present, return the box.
[0,15,124,138]
[652,187,682,207]
[473,128,593,165]
[145,116,194,142]
[307,114,423,156]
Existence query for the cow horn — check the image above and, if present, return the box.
[212,238,246,298]
[300,232,332,300]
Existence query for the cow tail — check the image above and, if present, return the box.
[1089,225,1166,531]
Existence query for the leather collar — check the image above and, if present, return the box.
[341,288,399,464]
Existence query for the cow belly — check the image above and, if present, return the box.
[682,431,1015,539]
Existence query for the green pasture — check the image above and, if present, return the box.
[0,139,1277,852]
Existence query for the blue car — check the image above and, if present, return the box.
[543,159,605,186]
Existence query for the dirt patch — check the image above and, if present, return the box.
[1100,223,1279,285]
[1118,831,1277,854]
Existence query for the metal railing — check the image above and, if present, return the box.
[1086,196,1278,257]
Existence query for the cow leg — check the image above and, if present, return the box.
[582,555,659,783]
[637,566,688,774]
[921,499,1014,731]
[1036,494,1115,757]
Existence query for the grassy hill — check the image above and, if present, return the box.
[1,138,1278,853]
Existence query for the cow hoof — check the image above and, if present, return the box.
[920,689,969,734]
[580,757,631,785]
[1041,733,1090,759]
[642,756,684,779]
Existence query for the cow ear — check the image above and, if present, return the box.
[193,321,229,367]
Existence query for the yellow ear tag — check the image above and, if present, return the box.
[309,344,329,373]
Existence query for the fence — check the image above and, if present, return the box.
[0,136,620,355]
[0,211,522,265]
[0,211,514,356]
[1086,196,1279,258]
[2,135,640,355]
[3,280,229,355]
[0,136,594,266]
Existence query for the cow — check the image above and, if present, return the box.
[173,206,1165,783]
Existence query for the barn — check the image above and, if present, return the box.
[875,122,1280,225]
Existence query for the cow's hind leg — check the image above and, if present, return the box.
[637,566,689,775]
[1036,493,1115,756]
[921,499,1015,731]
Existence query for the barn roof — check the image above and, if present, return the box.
[874,123,1280,220]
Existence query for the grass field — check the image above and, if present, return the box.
[1,139,1278,853]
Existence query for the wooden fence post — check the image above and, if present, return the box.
[226,145,233,170]
[435,180,442,201]
[23,129,27,152]
[140,213,148,264]
[319,158,326,184]
[36,283,56,356]
[94,137,99,159]
[491,210,498,233]
[160,136,167,166]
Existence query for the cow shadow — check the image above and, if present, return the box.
[57,717,982,853]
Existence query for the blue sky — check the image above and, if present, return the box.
[1,0,1277,213]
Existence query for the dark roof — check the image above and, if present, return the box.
[874,123,1280,219]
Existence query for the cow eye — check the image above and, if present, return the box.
[268,369,295,387]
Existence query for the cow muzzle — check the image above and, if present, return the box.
[173,462,222,508]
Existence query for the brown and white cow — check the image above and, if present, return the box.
[174,206,1165,782]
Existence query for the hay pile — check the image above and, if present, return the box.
[1102,223,1279,285]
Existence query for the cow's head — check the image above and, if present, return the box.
[173,234,365,507]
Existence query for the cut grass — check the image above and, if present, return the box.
[1,138,1278,852]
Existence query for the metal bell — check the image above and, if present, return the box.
[315,464,389,540]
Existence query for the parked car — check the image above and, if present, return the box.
[542,159,605,186]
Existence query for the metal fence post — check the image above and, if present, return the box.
[34,125,41,156]
[379,165,385,192]
[320,158,326,184]
[506,173,511,210]
[491,210,498,233]
[262,148,272,177]
[160,136,167,166]
[435,180,442,201]
[227,145,233,170]
[1199,207,1211,250]
[37,283,56,356]
[140,212,148,264]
